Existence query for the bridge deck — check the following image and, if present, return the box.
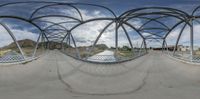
[0,50,200,99]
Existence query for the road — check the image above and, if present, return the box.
[0,50,200,99]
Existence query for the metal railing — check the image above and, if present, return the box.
[87,55,117,62]
[0,54,24,63]
[61,50,147,64]
[164,51,200,63]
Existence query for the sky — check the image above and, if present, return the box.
[0,0,200,48]
[0,0,199,14]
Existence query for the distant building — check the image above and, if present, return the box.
[154,45,200,51]
[177,45,199,51]
[177,45,190,51]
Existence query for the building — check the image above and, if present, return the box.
[177,45,200,52]
[177,45,190,51]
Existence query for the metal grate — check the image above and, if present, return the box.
[0,54,24,63]
[87,55,117,62]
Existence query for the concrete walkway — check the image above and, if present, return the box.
[0,50,200,99]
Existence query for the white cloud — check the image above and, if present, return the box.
[31,7,144,48]
[0,25,40,47]
[166,24,200,47]
[0,8,144,48]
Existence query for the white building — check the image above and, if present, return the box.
[178,45,199,51]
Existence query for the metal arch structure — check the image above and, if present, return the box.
[0,2,200,64]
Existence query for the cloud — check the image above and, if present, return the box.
[166,24,200,47]
[0,25,40,47]
[1,0,200,50]
[0,5,143,48]
[53,8,124,47]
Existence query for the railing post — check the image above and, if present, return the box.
[33,33,42,57]
[115,20,119,61]
[139,40,144,56]
[0,23,26,61]
[190,20,194,62]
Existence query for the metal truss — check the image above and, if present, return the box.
[0,1,200,64]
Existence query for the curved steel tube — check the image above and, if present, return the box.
[0,2,199,64]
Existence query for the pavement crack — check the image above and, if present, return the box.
[132,68,150,93]
[54,51,73,90]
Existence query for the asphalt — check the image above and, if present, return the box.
[0,50,200,99]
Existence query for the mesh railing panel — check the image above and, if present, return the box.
[0,54,24,63]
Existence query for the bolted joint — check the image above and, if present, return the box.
[115,18,121,23]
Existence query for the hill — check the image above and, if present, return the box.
[1,39,37,50]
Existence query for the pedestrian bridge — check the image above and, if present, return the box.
[1,1,200,99]
[1,2,200,65]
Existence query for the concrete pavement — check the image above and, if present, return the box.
[0,50,200,99]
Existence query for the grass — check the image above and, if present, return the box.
[0,47,45,58]
[194,51,200,56]
[64,47,105,58]
[80,49,104,58]
[0,49,12,57]
[117,50,134,59]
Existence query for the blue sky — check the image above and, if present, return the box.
[0,0,199,14]
[0,0,200,48]
[78,0,199,14]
